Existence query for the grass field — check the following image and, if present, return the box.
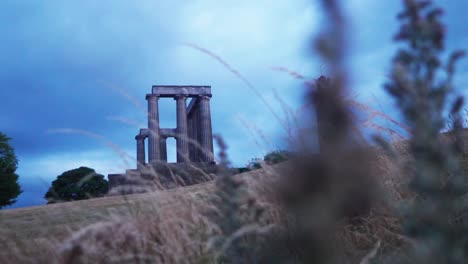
[0,166,274,263]
[0,150,410,263]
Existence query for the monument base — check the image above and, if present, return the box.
[108,162,219,195]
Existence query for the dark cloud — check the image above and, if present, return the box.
[0,1,176,157]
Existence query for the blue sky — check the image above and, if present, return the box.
[1,0,467,208]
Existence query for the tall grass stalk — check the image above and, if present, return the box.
[384,0,467,262]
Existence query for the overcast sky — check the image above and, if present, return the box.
[1,0,467,208]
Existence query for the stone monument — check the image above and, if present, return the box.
[108,85,218,192]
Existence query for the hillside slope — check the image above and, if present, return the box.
[0,165,274,260]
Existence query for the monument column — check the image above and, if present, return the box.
[199,95,214,162]
[160,136,168,162]
[135,135,146,169]
[175,96,189,163]
[146,94,160,162]
[187,114,193,162]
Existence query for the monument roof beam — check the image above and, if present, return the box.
[139,128,149,137]
[160,128,177,138]
[151,85,212,98]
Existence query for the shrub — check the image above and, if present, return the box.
[45,167,109,203]
[263,150,291,165]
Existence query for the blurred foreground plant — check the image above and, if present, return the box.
[270,0,379,263]
[206,135,269,263]
[384,0,467,262]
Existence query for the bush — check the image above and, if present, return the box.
[45,167,109,203]
[242,150,291,172]
[263,150,291,165]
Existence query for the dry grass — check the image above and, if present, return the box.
[9,110,466,263]
[0,149,413,263]
[0,163,283,263]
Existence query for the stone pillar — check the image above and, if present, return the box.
[194,104,201,162]
[175,96,189,163]
[187,114,194,162]
[199,95,214,162]
[135,135,146,169]
[160,136,167,162]
[187,112,198,162]
[146,94,160,162]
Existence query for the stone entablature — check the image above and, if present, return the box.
[151,85,211,97]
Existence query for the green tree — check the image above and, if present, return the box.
[243,150,291,171]
[45,167,108,203]
[0,132,22,209]
[263,150,291,165]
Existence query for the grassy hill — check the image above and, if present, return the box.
[2,132,465,263]
[0,166,273,263]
